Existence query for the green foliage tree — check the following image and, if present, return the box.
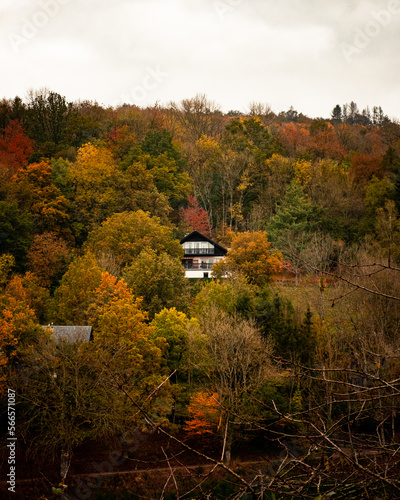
[85,210,183,275]
[0,201,32,270]
[123,153,191,210]
[0,254,15,287]
[11,161,71,237]
[194,276,255,317]
[123,249,190,320]
[141,128,183,164]
[27,89,70,145]
[120,160,171,219]
[151,307,197,372]
[51,252,103,324]
[253,288,316,366]
[267,181,324,281]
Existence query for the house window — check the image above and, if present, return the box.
[182,242,215,254]
[203,272,209,278]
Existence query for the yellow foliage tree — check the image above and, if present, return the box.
[87,272,165,384]
[68,142,122,231]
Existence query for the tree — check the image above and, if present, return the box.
[14,331,167,482]
[68,142,123,236]
[27,232,72,288]
[26,89,70,145]
[11,161,71,236]
[185,134,221,231]
[212,231,282,286]
[279,122,310,157]
[254,288,317,366]
[194,276,256,318]
[86,272,170,418]
[351,153,385,185]
[0,201,32,270]
[249,153,294,220]
[0,119,33,176]
[85,210,183,275]
[151,307,197,373]
[0,253,14,288]
[123,249,190,320]
[183,391,221,438]
[120,160,171,219]
[267,181,323,281]
[179,196,210,235]
[331,104,342,124]
[130,153,192,210]
[0,275,43,367]
[170,93,223,140]
[51,252,103,324]
[188,306,275,463]
[309,123,346,160]
[87,272,159,361]
[141,128,182,163]
[374,200,400,265]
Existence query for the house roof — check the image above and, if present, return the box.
[180,230,227,255]
[42,325,93,343]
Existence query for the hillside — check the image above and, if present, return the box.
[1,91,400,499]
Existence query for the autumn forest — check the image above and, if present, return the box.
[1,90,400,499]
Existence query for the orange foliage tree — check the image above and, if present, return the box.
[0,275,43,394]
[279,122,310,157]
[184,391,221,437]
[27,232,72,288]
[212,231,282,285]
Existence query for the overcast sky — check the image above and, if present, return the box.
[1,0,399,119]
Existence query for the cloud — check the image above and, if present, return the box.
[1,0,399,118]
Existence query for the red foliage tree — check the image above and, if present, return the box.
[180,196,211,235]
[350,153,385,185]
[310,125,346,160]
[0,119,34,176]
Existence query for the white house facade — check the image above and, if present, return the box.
[180,230,227,278]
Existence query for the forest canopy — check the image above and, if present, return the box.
[1,90,400,498]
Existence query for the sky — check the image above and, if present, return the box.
[1,0,399,119]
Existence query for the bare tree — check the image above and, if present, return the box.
[169,93,224,140]
[187,307,276,464]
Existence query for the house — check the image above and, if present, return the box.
[42,325,93,343]
[180,230,227,278]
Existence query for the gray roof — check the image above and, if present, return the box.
[42,325,93,343]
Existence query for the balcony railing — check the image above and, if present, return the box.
[183,262,214,270]
[183,248,215,255]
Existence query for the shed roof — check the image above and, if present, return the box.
[42,325,93,343]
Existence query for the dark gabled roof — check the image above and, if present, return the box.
[180,231,227,254]
[42,325,93,343]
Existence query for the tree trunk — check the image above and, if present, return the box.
[60,448,72,481]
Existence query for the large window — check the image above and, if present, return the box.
[182,241,215,254]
